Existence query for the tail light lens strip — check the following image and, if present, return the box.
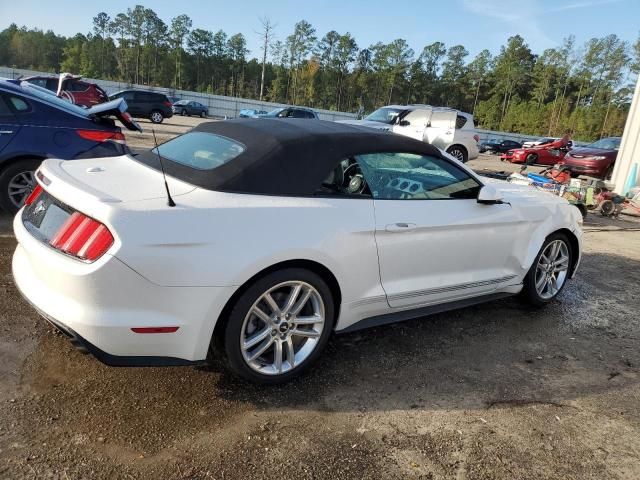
[49,211,114,262]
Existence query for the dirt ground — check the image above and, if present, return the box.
[0,135,639,478]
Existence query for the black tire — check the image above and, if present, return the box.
[0,158,42,214]
[525,153,538,166]
[150,110,164,124]
[604,165,614,181]
[217,268,335,385]
[521,232,573,307]
[446,145,468,163]
[180,109,187,116]
[200,111,206,118]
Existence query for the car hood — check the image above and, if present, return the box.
[484,178,569,206]
[565,147,616,158]
[38,155,196,204]
[336,119,393,131]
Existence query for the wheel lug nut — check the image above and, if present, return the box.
[271,330,276,336]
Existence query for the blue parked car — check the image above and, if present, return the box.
[0,79,141,213]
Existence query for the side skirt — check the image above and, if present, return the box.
[338,291,516,334]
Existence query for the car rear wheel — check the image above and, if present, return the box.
[522,233,572,306]
[200,111,206,118]
[180,109,187,116]
[446,146,468,163]
[219,268,334,384]
[150,110,164,124]
[0,158,41,214]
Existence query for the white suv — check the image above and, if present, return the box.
[340,105,480,163]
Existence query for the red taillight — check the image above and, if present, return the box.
[76,129,126,144]
[24,184,43,206]
[49,211,114,262]
[474,134,480,143]
[163,101,172,108]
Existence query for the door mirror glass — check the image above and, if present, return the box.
[477,185,504,205]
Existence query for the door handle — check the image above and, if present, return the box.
[0,130,13,135]
[385,222,417,232]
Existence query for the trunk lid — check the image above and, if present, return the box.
[87,99,142,132]
[38,155,196,204]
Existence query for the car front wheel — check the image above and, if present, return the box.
[522,233,572,306]
[150,110,164,123]
[0,158,41,214]
[219,268,334,384]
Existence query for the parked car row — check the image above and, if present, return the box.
[500,136,620,179]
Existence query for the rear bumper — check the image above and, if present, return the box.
[12,212,235,364]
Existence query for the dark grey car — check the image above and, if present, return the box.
[172,100,208,117]
[259,107,318,119]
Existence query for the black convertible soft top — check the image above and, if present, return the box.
[137,118,447,196]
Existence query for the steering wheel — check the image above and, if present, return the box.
[343,162,367,195]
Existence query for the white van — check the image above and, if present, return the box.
[339,105,480,162]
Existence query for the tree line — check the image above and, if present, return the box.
[1,6,639,141]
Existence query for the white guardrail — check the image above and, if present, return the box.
[0,67,357,121]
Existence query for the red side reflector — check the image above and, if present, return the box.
[474,134,480,142]
[131,327,180,334]
[76,129,125,144]
[24,184,43,206]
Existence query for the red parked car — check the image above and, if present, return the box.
[560,137,621,179]
[501,144,568,165]
[23,74,109,108]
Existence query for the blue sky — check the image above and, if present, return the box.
[1,0,638,60]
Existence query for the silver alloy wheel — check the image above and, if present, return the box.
[151,111,163,123]
[448,148,465,162]
[7,170,36,209]
[240,281,325,376]
[535,240,570,300]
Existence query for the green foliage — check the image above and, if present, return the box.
[1,10,638,141]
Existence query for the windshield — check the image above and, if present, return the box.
[19,82,89,117]
[364,107,405,124]
[174,100,188,105]
[152,131,245,170]
[587,137,620,150]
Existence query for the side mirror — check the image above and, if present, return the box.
[399,120,410,127]
[477,185,504,205]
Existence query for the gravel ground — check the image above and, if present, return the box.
[0,134,639,479]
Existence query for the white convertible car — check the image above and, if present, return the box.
[13,120,582,384]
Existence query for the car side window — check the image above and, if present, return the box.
[0,96,14,116]
[69,81,88,92]
[356,152,481,200]
[455,115,468,129]
[7,96,30,113]
[28,78,48,88]
[316,158,372,198]
[121,91,134,101]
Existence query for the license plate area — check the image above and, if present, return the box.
[22,191,73,244]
